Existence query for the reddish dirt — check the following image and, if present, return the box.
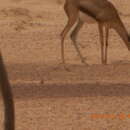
[0,0,130,130]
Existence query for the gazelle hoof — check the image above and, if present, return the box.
[81,57,89,66]
[102,61,107,65]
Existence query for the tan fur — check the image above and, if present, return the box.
[60,0,130,68]
[79,11,96,23]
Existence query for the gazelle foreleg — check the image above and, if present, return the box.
[0,52,15,130]
[98,23,105,64]
[104,26,109,64]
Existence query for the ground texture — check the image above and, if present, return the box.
[0,0,130,130]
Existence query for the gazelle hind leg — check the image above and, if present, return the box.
[70,19,88,65]
[70,19,84,47]
[60,5,78,69]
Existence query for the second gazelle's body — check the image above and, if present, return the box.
[61,0,130,67]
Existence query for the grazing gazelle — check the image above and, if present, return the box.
[0,52,15,130]
[60,0,130,68]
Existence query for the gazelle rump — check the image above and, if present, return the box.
[60,0,130,68]
[0,52,15,130]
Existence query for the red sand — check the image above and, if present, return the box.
[0,0,130,129]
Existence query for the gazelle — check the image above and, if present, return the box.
[0,52,15,130]
[60,0,130,68]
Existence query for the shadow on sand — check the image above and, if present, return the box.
[12,82,130,99]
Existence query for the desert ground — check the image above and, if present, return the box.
[0,0,130,129]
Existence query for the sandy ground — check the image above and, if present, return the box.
[0,0,130,130]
